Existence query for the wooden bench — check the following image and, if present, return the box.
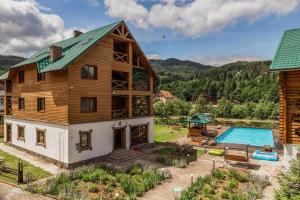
[224,143,249,164]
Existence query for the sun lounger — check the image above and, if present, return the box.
[199,138,209,145]
[207,140,217,146]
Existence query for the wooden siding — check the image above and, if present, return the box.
[4,64,68,124]
[279,71,300,144]
[67,33,154,124]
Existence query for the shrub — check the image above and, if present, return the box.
[211,169,225,180]
[89,184,99,193]
[172,158,188,168]
[276,158,300,200]
[202,184,215,196]
[220,190,230,199]
[229,192,245,200]
[226,179,238,191]
[127,164,142,175]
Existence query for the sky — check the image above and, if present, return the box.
[0,0,300,66]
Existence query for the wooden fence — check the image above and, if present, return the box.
[0,161,24,184]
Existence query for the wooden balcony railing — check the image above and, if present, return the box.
[132,82,149,91]
[112,80,128,90]
[113,51,128,63]
[112,109,128,119]
[133,109,149,117]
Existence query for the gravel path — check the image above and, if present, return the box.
[0,182,53,200]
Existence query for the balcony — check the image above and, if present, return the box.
[112,71,128,90]
[6,80,12,92]
[113,40,128,63]
[112,96,129,119]
[132,96,150,117]
[6,96,12,116]
[132,68,149,91]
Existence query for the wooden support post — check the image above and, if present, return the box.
[18,161,23,184]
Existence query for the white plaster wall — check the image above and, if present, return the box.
[283,144,300,168]
[68,117,154,164]
[3,117,69,164]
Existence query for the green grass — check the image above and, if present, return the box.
[0,137,3,143]
[196,149,205,157]
[0,150,51,184]
[154,124,187,143]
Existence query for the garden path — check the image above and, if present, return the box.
[139,158,218,200]
[0,181,53,200]
[0,144,66,175]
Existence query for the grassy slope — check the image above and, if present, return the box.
[154,124,187,143]
[0,137,51,184]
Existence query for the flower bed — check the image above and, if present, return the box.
[177,168,269,200]
[26,164,170,199]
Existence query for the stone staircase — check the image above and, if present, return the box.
[105,149,148,163]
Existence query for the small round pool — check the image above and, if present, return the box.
[216,127,275,148]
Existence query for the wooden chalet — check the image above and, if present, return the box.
[1,21,157,168]
[271,28,300,163]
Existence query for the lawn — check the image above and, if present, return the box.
[0,149,51,184]
[154,124,187,143]
[27,164,170,199]
[178,168,270,200]
[0,136,3,143]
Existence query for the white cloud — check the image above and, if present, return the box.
[0,0,76,56]
[147,54,161,60]
[87,0,101,7]
[104,0,299,36]
[192,54,267,66]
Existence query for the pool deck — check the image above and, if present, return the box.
[185,125,282,154]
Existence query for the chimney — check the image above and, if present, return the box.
[73,30,82,38]
[50,45,62,62]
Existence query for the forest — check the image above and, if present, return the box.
[151,59,279,120]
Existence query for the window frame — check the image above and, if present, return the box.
[80,97,97,113]
[78,130,92,152]
[81,65,97,80]
[36,128,46,147]
[17,125,25,141]
[37,70,45,81]
[18,71,25,83]
[18,97,25,111]
[37,97,45,112]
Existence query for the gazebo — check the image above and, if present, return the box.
[187,113,211,137]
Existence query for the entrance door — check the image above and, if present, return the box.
[114,128,126,149]
[6,124,12,143]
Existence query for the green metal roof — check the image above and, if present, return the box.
[0,71,9,80]
[187,113,211,124]
[271,28,300,70]
[12,21,122,73]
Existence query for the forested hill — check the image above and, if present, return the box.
[150,58,213,75]
[0,55,25,74]
[150,59,278,104]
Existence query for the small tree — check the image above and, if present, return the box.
[276,158,300,200]
[195,96,212,114]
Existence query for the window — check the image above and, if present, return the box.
[18,98,25,110]
[37,98,45,112]
[37,71,45,81]
[81,65,97,80]
[80,97,97,113]
[17,125,25,141]
[78,130,92,152]
[36,129,46,147]
[18,71,24,83]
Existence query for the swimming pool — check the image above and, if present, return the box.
[216,127,274,147]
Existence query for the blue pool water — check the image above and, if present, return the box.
[216,127,274,147]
